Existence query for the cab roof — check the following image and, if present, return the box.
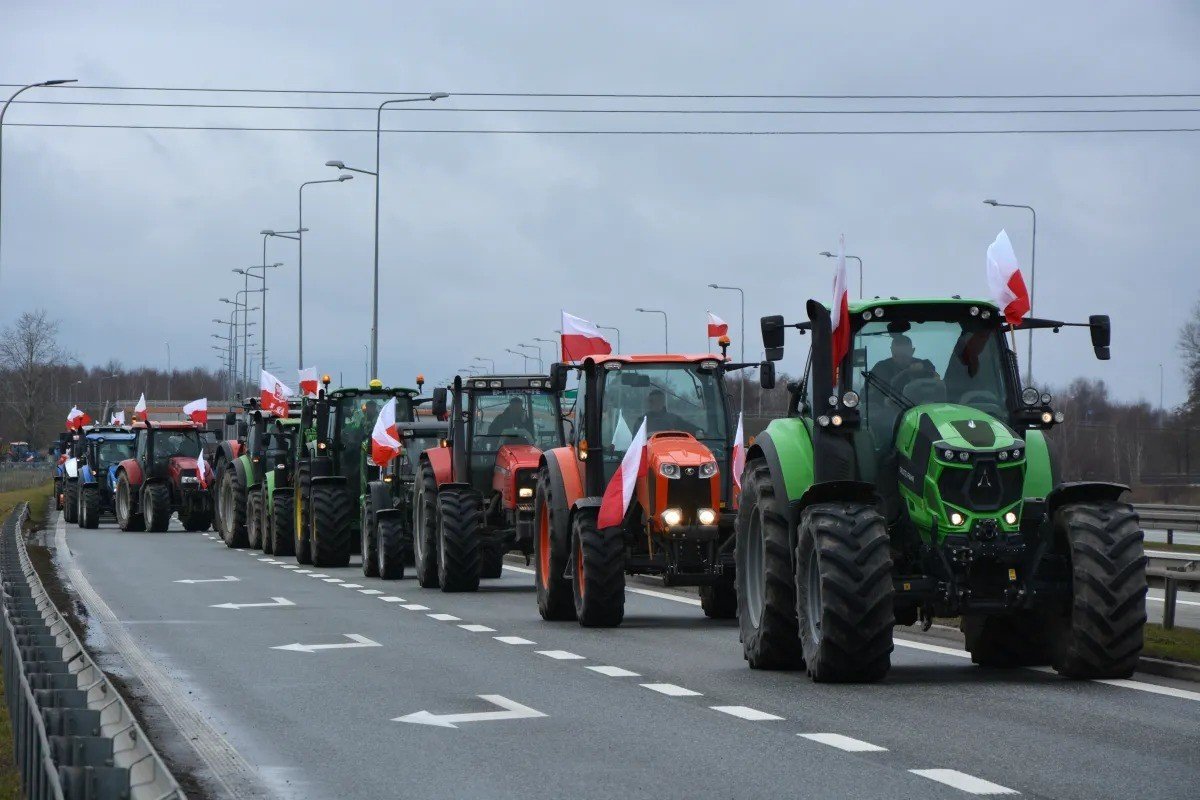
[130,421,202,431]
[589,354,724,365]
[85,431,135,441]
[846,297,999,314]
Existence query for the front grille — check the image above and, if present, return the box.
[938,460,1022,513]
[667,474,711,523]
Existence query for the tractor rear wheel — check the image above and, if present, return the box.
[1050,502,1147,679]
[310,484,353,568]
[63,482,79,523]
[437,489,482,592]
[571,508,625,627]
[115,474,144,532]
[271,489,295,557]
[700,578,737,620]
[246,490,262,549]
[736,460,804,669]
[413,462,440,588]
[361,493,379,577]
[534,468,575,621]
[481,542,505,579]
[220,466,248,548]
[795,502,894,683]
[294,466,312,564]
[143,483,172,533]
[79,485,100,529]
[377,514,407,580]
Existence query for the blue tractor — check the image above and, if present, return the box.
[74,427,137,529]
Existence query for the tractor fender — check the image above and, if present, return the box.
[116,458,143,488]
[1045,481,1129,516]
[375,506,405,523]
[541,447,585,512]
[368,480,394,514]
[747,420,814,529]
[79,464,96,486]
[1022,429,1057,499]
[421,446,454,489]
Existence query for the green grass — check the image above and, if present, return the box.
[1143,623,1200,665]
[1145,541,1200,555]
[0,480,50,523]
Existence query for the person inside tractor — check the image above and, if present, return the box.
[98,439,135,467]
[487,396,533,438]
[345,399,381,474]
[869,334,940,394]
[644,389,699,435]
[152,430,202,464]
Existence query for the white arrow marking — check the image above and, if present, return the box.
[210,597,295,610]
[393,694,547,729]
[174,576,240,584]
[271,633,381,653]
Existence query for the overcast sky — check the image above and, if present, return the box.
[2,1,1197,406]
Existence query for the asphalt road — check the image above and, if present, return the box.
[53,512,1200,800]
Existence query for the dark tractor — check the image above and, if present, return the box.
[113,422,213,532]
[53,431,74,510]
[414,375,565,592]
[361,417,447,579]
[75,427,136,529]
[249,415,302,556]
[59,432,87,523]
[737,296,1145,682]
[293,378,417,568]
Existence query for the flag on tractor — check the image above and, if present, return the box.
[986,229,1031,325]
[830,234,851,382]
[561,311,612,362]
[183,397,207,425]
[298,367,319,398]
[706,311,729,338]
[731,412,746,491]
[196,447,210,489]
[134,393,148,422]
[66,406,91,430]
[597,417,648,529]
[259,370,293,417]
[370,397,403,467]
[110,411,125,425]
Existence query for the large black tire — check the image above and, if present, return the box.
[571,509,625,627]
[271,489,295,557]
[143,483,172,533]
[361,492,379,577]
[964,612,1053,668]
[413,462,440,588]
[246,490,263,549]
[63,481,79,524]
[294,465,312,564]
[437,489,482,592]
[115,473,144,532]
[481,542,505,580]
[220,465,248,547]
[1051,502,1147,679]
[700,578,737,620]
[377,513,407,580]
[78,485,100,529]
[310,483,353,568]
[534,468,575,621]
[795,502,894,683]
[261,491,275,554]
[736,460,804,669]
[55,479,64,511]
[181,507,212,532]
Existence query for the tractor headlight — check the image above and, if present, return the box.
[948,512,965,527]
[1040,411,1053,424]
[830,414,844,427]
[698,461,718,479]
[841,391,860,409]
[1012,448,1023,459]
[1004,511,1019,525]
[817,415,831,427]
[998,450,1008,461]
[1021,388,1040,406]
[943,448,955,460]
[1040,392,1053,406]
[661,508,683,527]
[659,463,681,479]
[518,487,534,498]
[958,451,970,462]
[697,508,717,526]
[1054,411,1065,423]
[318,441,327,450]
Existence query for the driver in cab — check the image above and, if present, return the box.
[644,389,697,434]
[488,397,532,437]
[871,334,939,390]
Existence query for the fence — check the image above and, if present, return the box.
[0,465,54,494]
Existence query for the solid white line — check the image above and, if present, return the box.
[458,624,497,633]
[537,649,585,660]
[893,638,970,659]
[503,565,535,575]
[428,613,462,621]
[1146,590,1200,608]
[798,733,888,752]
[909,769,1018,795]
[710,705,783,721]
[379,596,405,602]
[339,583,364,589]
[586,665,640,677]
[503,563,702,606]
[640,683,701,697]
[401,604,430,611]
[494,636,535,645]
[358,589,383,595]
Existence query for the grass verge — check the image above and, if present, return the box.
[1143,623,1200,665]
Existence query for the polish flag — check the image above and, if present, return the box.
[597,417,648,529]
[259,370,293,417]
[986,229,1031,326]
[183,397,207,425]
[110,411,125,425]
[731,412,746,492]
[830,234,851,382]
[196,447,211,489]
[298,367,319,398]
[134,393,148,422]
[706,311,729,338]
[370,397,403,467]
[66,406,91,430]
[561,311,612,362]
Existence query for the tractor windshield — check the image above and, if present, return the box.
[601,363,729,464]
[470,391,561,451]
[333,393,414,477]
[96,440,135,467]
[151,430,202,462]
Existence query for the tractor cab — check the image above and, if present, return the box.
[72,429,136,528]
[114,421,212,532]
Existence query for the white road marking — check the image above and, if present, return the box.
[909,769,1019,795]
[322,578,344,583]
[257,558,278,563]
[393,694,547,729]
[401,604,430,611]
[379,596,405,602]
[210,597,296,610]
[640,683,701,697]
[503,564,698,607]
[799,733,888,752]
[537,650,585,660]
[710,705,783,721]
[308,573,329,578]
[173,576,240,584]
[271,634,382,654]
[294,569,313,574]
[587,665,640,677]
[358,589,384,595]
[893,638,969,659]
[280,565,299,570]
[428,613,462,621]
[494,636,535,645]
[1147,591,1200,608]
[339,583,364,589]
[458,624,497,633]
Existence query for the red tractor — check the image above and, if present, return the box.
[113,421,213,532]
[413,374,565,591]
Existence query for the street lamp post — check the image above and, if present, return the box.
[635,308,669,351]
[474,356,495,373]
[236,263,280,376]
[709,283,746,413]
[98,373,117,410]
[597,325,622,353]
[818,251,863,299]
[297,174,352,369]
[517,343,543,372]
[0,78,76,287]
[164,342,172,401]
[235,288,265,389]
[214,316,235,396]
[984,199,1038,384]
[533,337,558,364]
[506,348,532,372]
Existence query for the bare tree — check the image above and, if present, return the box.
[1178,295,1200,413]
[0,310,69,445]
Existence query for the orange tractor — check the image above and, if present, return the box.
[534,353,753,626]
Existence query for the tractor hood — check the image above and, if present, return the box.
[495,442,543,473]
[898,403,1022,456]
[166,456,201,481]
[645,432,716,472]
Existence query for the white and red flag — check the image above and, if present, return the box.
[134,393,148,422]
[830,234,851,382]
[298,367,319,398]
[183,397,207,425]
[706,311,729,338]
[731,412,746,492]
[561,311,612,362]
[66,406,92,430]
[986,229,1031,326]
[597,417,648,529]
[196,447,211,489]
[369,397,403,467]
[110,411,125,425]
[259,370,293,417]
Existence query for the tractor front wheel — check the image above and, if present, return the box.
[115,474,144,532]
[413,462,440,588]
[534,469,575,621]
[310,484,353,568]
[79,485,100,529]
[795,502,894,683]
[271,489,295,557]
[294,466,312,564]
[220,466,248,547]
[700,578,737,620]
[571,509,625,627]
[377,514,407,580]
[437,489,482,592]
[361,493,379,577]
[143,483,172,533]
[63,482,79,524]
[246,490,263,549]
[1050,502,1147,679]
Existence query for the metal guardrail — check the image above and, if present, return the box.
[1134,503,1200,545]
[1,502,183,799]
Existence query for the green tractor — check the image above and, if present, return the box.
[293,377,418,568]
[244,413,302,555]
[737,297,1146,682]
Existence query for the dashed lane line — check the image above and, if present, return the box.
[909,769,1019,795]
[339,583,364,589]
[379,596,405,602]
[358,589,384,595]
[640,683,702,697]
[537,650,585,660]
[798,733,888,753]
[307,573,329,578]
[710,705,784,721]
[428,613,462,621]
[587,665,640,677]
[459,624,497,633]
[495,636,536,645]
[401,604,430,611]
[322,578,344,583]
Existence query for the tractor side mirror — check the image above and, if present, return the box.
[761,315,785,361]
[548,363,570,393]
[431,388,448,420]
[759,361,776,390]
[225,411,237,426]
[1089,314,1111,360]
